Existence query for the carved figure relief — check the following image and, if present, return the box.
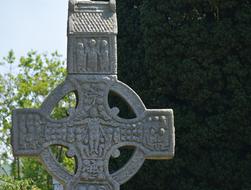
[88,120,104,156]
[100,40,109,72]
[143,116,170,151]
[18,113,43,150]
[87,39,98,72]
[81,159,105,180]
[77,42,87,72]
[19,115,27,149]
[75,38,110,73]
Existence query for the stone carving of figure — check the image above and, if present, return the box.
[87,39,98,72]
[88,120,101,154]
[149,127,163,150]
[67,127,75,143]
[100,40,109,72]
[113,128,120,143]
[20,115,27,148]
[149,127,157,148]
[26,115,35,145]
[77,42,87,72]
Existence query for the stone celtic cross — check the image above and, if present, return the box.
[11,1,175,190]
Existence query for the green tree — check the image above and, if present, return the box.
[0,175,41,190]
[0,50,69,190]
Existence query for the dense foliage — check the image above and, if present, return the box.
[116,0,251,190]
[0,175,40,190]
[0,51,67,190]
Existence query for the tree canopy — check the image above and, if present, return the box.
[0,51,66,190]
[116,0,251,190]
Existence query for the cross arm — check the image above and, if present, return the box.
[11,109,46,156]
[119,109,175,160]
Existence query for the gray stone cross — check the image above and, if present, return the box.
[11,1,175,190]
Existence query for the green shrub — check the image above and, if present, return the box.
[0,175,40,190]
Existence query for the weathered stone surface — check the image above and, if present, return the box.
[67,0,117,75]
[11,1,175,190]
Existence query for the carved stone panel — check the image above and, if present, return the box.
[72,37,112,73]
[67,0,117,75]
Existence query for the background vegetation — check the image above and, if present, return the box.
[0,51,67,189]
[0,0,251,189]
[0,175,40,190]
[117,0,251,190]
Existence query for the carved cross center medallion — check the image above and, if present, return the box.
[11,1,175,190]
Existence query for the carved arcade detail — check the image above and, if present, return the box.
[67,0,117,75]
[74,38,111,73]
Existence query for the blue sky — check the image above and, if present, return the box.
[0,0,69,72]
